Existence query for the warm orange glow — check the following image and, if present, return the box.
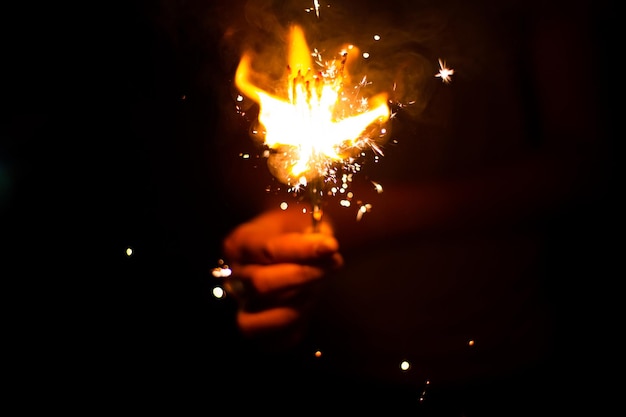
[235,24,390,187]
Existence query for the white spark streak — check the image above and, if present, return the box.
[436,58,454,83]
[306,0,321,18]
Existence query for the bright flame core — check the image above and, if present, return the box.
[235,25,390,187]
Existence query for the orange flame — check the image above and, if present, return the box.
[235,24,390,187]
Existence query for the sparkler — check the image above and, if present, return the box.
[235,24,391,232]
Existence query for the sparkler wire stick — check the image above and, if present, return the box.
[309,176,324,232]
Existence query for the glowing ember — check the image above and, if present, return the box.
[235,24,390,190]
[435,58,454,83]
[305,0,321,18]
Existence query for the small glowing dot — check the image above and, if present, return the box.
[362,52,370,59]
[212,260,232,278]
[400,360,411,371]
[340,199,351,207]
[279,201,289,210]
[314,350,322,358]
[125,247,133,257]
[236,94,244,102]
[418,379,430,402]
[435,58,454,83]
[468,339,475,346]
[241,153,250,159]
[356,203,372,221]
[212,286,226,299]
[373,34,380,41]
[212,267,232,278]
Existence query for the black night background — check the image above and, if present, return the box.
[2,0,619,414]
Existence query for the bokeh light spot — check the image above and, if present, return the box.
[213,286,226,299]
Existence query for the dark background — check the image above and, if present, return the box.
[2,1,248,410]
[2,0,619,413]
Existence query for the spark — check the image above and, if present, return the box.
[371,181,383,193]
[305,0,321,18]
[235,25,392,222]
[435,58,454,83]
[212,259,232,278]
[369,142,384,157]
[212,286,226,299]
[355,203,372,221]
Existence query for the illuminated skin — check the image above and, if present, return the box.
[222,207,343,349]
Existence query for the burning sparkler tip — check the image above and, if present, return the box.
[235,23,392,222]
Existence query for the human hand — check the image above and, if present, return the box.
[221,208,343,350]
